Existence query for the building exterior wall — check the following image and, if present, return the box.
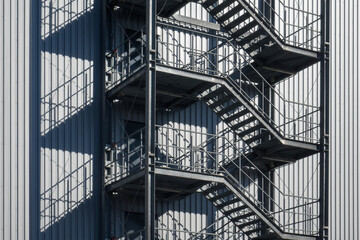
[329,0,360,239]
[0,0,30,239]
[0,0,358,239]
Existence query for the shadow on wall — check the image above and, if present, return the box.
[33,0,102,239]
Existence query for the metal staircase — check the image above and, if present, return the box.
[201,0,320,84]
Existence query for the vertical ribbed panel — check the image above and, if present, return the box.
[0,0,30,239]
[330,0,359,239]
[30,0,102,239]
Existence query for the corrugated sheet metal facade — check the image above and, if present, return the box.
[0,0,30,239]
[0,0,358,239]
[329,0,359,239]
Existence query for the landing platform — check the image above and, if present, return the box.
[107,65,223,110]
[108,0,191,17]
[106,167,224,200]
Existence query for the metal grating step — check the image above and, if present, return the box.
[246,37,271,54]
[237,124,262,137]
[223,205,248,215]
[238,28,265,47]
[210,0,236,16]
[209,190,234,202]
[244,226,268,236]
[202,0,218,8]
[237,218,263,229]
[217,198,240,209]
[217,102,242,116]
[225,12,251,30]
[223,108,250,123]
[232,211,256,222]
[204,87,228,100]
[232,21,259,39]
[244,131,269,145]
[232,116,257,129]
[217,4,244,23]
[208,95,235,108]
[202,184,226,195]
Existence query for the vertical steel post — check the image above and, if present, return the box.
[145,0,156,239]
[320,0,330,239]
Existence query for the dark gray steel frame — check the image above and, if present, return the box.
[319,0,330,239]
[133,0,330,239]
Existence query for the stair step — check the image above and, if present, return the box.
[217,198,240,209]
[209,190,234,202]
[237,218,263,229]
[232,211,256,221]
[226,12,251,30]
[246,37,271,54]
[244,132,269,145]
[252,233,279,240]
[223,205,248,215]
[204,87,227,100]
[217,4,244,23]
[223,108,249,123]
[238,124,262,137]
[232,116,257,129]
[208,95,234,108]
[232,21,259,39]
[202,0,218,8]
[210,0,235,16]
[217,102,242,116]
[238,29,265,46]
[202,184,225,195]
[244,226,268,236]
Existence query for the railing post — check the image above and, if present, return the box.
[166,128,169,167]
[128,39,131,74]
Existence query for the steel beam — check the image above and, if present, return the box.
[319,0,330,239]
[145,0,156,239]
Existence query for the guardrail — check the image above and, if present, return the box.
[105,125,319,236]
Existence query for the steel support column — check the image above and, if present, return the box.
[320,0,330,239]
[145,0,157,239]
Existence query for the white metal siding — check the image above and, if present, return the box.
[0,0,30,239]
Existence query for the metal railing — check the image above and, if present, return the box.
[206,0,321,51]
[156,20,320,143]
[105,125,319,236]
[105,20,320,144]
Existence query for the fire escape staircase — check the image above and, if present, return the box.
[201,0,320,84]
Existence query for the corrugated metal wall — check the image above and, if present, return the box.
[329,0,360,239]
[0,0,359,239]
[0,0,30,239]
[30,0,103,239]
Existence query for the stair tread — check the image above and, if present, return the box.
[217,102,242,116]
[202,0,218,8]
[217,4,244,23]
[244,226,268,235]
[226,12,251,30]
[210,0,235,16]
[232,211,256,221]
[237,218,263,229]
[238,28,265,46]
[237,124,262,137]
[244,131,269,145]
[204,87,228,100]
[208,95,234,108]
[232,21,259,39]
[202,184,225,195]
[209,190,234,202]
[223,205,248,215]
[232,116,257,129]
[246,37,271,54]
[217,198,240,209]
[223,108,250,123]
